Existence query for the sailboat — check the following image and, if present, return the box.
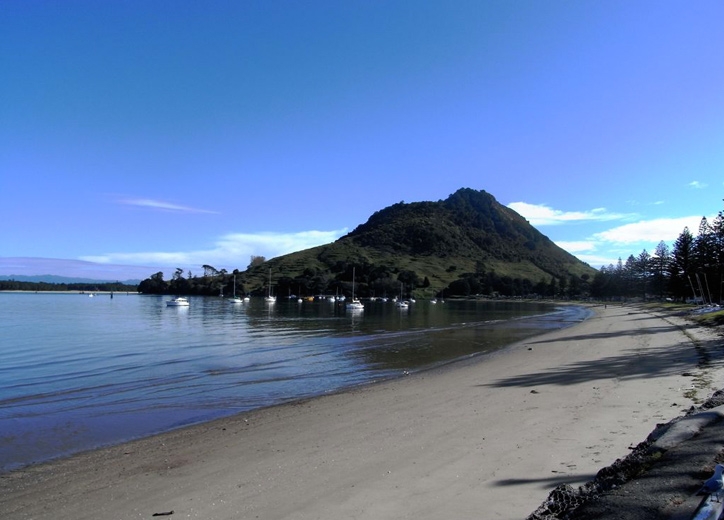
[395,282,409,308]
[229,275,243,304]
[265,268,277,303]
[346,267,364,311]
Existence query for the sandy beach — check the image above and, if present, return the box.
[3,304,722,520]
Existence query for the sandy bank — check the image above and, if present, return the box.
[3,305,720,520]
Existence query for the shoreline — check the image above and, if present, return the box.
[3,304,722,519]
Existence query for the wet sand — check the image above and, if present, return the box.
[3,304,719,520]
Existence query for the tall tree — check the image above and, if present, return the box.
[651,241,670,300]
[694,216,723,304]
[712,211,724,303]
[248,256,266,269]
[669,227,696,301]
[636,250,652,299]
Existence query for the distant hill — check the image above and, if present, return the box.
[0,274,141,285]
[232,188,595,299]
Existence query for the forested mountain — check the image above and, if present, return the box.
[140,188,596,299]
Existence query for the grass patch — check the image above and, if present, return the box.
[691,309,724,327]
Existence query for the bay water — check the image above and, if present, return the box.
[0,292,590,472]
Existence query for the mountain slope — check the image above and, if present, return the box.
[239,188,595,298]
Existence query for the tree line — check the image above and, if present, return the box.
[137,258,593,300]
[137,262,431,299]
[589,207,724,303]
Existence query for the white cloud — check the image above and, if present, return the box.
[689,181,707,189]
[119,198,219,214]
[572,253,621,268]
[553,215,715,268]
[511,200,715,268]
[79,228,349,272]
[554,240,597,253]
[592,216,708,244]
[507,202,632,226]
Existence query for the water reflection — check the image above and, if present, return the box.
[0,293,587,471]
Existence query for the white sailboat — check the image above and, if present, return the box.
[395,282,409,308]
[346,267,364,311]
[229,275,243,304]
[265,268,277,303]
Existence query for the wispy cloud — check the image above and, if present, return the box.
[510,201,714,268]
[507,202,632,226]
[592,216,707,244]
[119,198,219,214]
[563,215,712,267]
[688,181,707,189]
[79,228,349,274]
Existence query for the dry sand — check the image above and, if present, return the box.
[3,304,722,520]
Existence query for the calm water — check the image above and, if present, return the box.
[0,293,590,472]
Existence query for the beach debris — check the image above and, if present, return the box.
[152,511,174,516]
[697,464,724,500]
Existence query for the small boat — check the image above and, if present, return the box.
[166,296,189,307]
[265,268,276,303]
[345,267,364,311]
[229,276,243,304]
[396,300,409,309]
[347,299,364,310]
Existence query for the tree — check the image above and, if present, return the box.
[547,277,557,298]
[651,241,670,300]
[635,250,652,299]
[669,227,696,301]
[712,211,724,303]
[557,276,567,298]
[248,256,266,269]
[693,217,719,303]
[202,265,219,277]
[138,271,168,294]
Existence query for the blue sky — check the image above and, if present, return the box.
[2,1,723,281]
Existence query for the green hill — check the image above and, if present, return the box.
[236,188,595,299]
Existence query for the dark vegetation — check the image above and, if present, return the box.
[139,188,597,299]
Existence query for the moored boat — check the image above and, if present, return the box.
[345,267,364,312]
[166,296,189,307]
[265,268,276,303]
[229,276,244,304]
